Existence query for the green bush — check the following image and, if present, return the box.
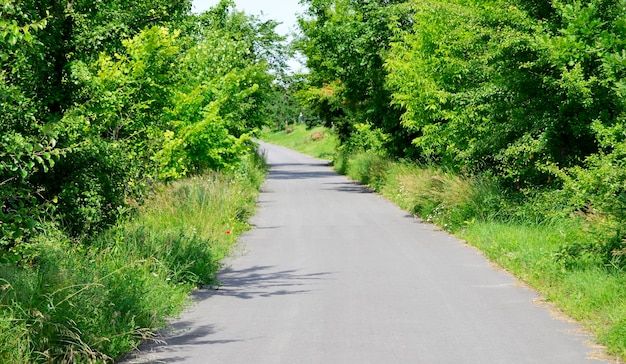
[344,151,390,191]
[0,151,266,363]
[2,1,279,261]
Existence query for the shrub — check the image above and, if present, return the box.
[0,151,266,362]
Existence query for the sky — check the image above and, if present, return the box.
[191,0,308,72]
[191,0,306,38]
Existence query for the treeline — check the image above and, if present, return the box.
[1,0,280,254]
[296,0,626,260]
[1,0,281,361]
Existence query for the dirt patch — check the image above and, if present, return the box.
[310,131,325,141]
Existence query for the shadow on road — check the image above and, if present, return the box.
[119,266,333,363]
[206,265,335,300]
[322,181,373,194]
[119,323,234,364]
[267,169,337,180]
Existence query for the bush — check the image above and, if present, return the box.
[345,151,390,190]
[0,151,266,362]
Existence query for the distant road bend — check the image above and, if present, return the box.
[123,141,609,363]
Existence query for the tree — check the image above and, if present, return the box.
[1,0,281,252]
[385,0,626,188]
[296,0,412,153]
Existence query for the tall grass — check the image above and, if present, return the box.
[0,152,266,363]
[334,148,626,361]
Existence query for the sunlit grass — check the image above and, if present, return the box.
[0,153,266,363]
[260,124,338,160]
[342,151,626,361]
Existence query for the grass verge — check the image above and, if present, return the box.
[262,128,626,361]
[0,151,267,363]
[260,124,338,160]
[363,154,626,361]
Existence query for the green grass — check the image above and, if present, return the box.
[269,140,626,361]
[0,152,266,363]
[260,124,338,160]
[460,221,626,359]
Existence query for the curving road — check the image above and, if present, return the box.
[122,142,608,363]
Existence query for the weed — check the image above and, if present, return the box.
[0,152,266,363]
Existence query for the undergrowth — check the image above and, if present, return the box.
[264,125,626,360]
[0,152,266,363]
[340,149,626,360]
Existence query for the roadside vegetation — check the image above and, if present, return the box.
[1,0,274,361]
[0,153,266,363]
[260,124,338,160]
[289,0,626,360]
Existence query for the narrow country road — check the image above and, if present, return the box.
[123,142,607,364]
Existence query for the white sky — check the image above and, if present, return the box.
[191,0,306,38]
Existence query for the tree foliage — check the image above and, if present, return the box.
[385,0,626,197]
[298,0,626,257]
[1,0,280,256]
[296,0,412,150]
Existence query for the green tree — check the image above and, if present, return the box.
[1,0,281,253]
[296,0,412,152]
[1,1,56,251]
[385,0,626,189]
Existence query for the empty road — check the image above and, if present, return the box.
[123,142,608,363]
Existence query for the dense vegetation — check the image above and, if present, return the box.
[0,157,266,362]
[1,0,281,251]
[3,0,626,360]
[293,0,626,359]
[1,0,278,361]
[296,0,626,272]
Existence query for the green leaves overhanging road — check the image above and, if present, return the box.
[1,0,280,245]
[295,0,626,273]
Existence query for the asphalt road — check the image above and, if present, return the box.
[122,142,608,364]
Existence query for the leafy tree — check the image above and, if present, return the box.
[386,0,543,181]
[1,1,56,251]
[385,0,626,190]
[193,1,284,136]
[1,0,281,253]
[296,0,412,152]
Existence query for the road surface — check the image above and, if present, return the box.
[122,142,608,363]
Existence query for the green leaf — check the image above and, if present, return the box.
[7,33,17,46]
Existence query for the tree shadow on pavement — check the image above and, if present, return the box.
[119,266,333,363]
[202,265,335,300]
[119,323,231,364]
[322,181,373,194]
[267,169,338,180]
